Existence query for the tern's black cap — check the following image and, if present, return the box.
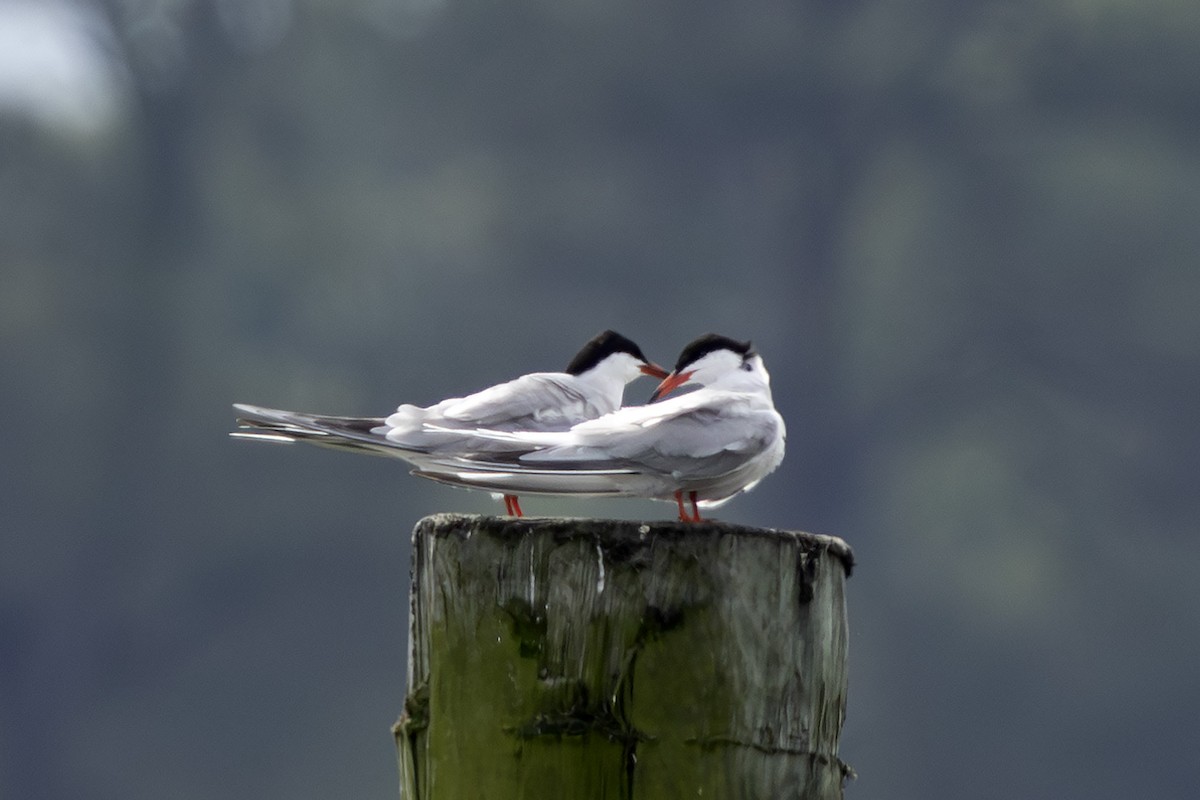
[565,330,651,376]
[672,334,756,372]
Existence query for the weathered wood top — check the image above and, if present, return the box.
[413,513,855,576]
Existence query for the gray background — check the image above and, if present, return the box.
[2,0,1197,797]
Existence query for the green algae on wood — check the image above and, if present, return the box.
[395,514,854,800]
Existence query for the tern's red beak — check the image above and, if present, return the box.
[650,370,693,402]
[639,362,670,380]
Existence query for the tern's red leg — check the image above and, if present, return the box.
[503,494,524,517]
[674,490,688,521]
[688,491,703,522]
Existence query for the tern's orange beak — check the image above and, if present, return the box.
[639,362,670,380]
[649,370,694,402]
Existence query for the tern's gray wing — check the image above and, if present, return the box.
[434,373,603,430]
[524,394,784,480]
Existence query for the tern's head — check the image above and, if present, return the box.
[565,330,668,384]
[650,334,769,401]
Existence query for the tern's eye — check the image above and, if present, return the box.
[741,361,753,371]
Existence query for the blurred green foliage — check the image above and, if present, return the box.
[1,1,1197,798]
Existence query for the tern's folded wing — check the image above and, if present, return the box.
[436,373,598,430]
[525,395,785,481]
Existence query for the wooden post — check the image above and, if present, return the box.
[394,513,854,800]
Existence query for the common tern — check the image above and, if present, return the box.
[232,330,668,515]
[411,334,786,521]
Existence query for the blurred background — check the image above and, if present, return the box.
[2,0,1198,797]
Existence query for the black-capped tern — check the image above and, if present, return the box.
[232,330,667,516]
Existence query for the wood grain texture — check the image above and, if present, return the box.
[395,514,853,800]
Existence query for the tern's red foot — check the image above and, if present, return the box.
[688,490,703,522]
[674,490,688,521]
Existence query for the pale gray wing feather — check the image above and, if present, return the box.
[522,394,783,481]
[433,373,602,430]
[232,404,399,455]
[411,464,637,496]
[396,374,600,434]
